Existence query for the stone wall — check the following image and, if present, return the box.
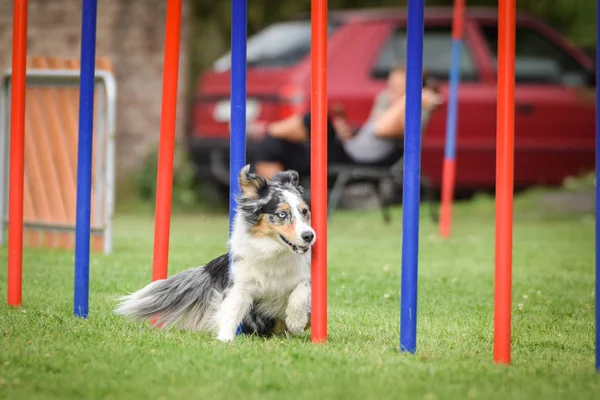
[0,0,190,179]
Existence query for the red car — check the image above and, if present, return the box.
[189,7,596,199]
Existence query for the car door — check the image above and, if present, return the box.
[477,21,596,188]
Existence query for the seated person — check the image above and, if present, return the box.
[248,64,442,179]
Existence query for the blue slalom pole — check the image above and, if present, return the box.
[399,0,425,353]
[444,40,462,162]
[229,0,247,242]
[595,0,599,373]
[439,0,465,238]
[73,0,98,318]
[229,0,247,335]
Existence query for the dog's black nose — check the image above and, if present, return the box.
[301,231,315,243]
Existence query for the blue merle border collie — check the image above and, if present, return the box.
[115,165,315,342]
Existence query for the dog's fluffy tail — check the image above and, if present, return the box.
[115,254,230,331]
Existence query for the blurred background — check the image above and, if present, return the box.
[0,0,596,211]
[188,0,596,76]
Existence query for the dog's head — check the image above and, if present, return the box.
[236,165,316,254]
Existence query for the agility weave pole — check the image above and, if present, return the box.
[6,0,28,308]
[5,0,115,315]
[73,0,99,318]
[400,0,519,364]
[494,0,516,365]
[229,0,248,336]
[399,0,425,354]
[151,0,183,283]
[146,0,329,340]
[229,0,247,243]
[226,0,329,341]
[439,0,465,239]
[595,0,599,373]
[311,0,329,343]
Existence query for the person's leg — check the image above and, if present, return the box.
[255,161,284,179]
[247,113,309,143]
[254,111,350,178]
[250,112,311,179]
[265,114,309,143]
[303,114,350,165]
[249,115,310,179]
[254,135,310,179]
[254,136,287,178]
[372,97,407,138]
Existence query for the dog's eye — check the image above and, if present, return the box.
[277,211,287,219]
[301,208,309,216]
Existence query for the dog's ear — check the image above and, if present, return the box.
[271,169,300,188]
[272,170,304,194]
[238,165,268,198]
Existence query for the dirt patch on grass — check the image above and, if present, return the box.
[537,188,595,214]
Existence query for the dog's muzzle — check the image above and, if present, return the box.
[279,234,310,254]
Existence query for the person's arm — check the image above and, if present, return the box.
[268,114,309,143]
[373,90,441,139]
[373,96,407,139]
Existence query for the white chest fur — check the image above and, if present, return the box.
[232,247,310,316]
[248,253,307,290]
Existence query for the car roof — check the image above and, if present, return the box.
[297,6,534,24]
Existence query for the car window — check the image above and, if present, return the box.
[371,26,479,81]
[213,21,339,71]
[479,24,589,86]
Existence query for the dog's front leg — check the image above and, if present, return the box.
[217,286,253,342]
[285,280,311,335]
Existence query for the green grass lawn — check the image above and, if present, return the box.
[0,190,598,399]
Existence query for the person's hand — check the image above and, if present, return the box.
[331,102,346,118]
[422,90,443,110]
[331,103,354,142]
[332,116,353,142]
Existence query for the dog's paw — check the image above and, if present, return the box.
[217,331,236,342]
[286,312,309,336]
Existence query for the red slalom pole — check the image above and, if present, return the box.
[151,0,182,282]
[494,0,516,365]
[439,0,465,239]
[310,0,328,343]
[7,0,28,307]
